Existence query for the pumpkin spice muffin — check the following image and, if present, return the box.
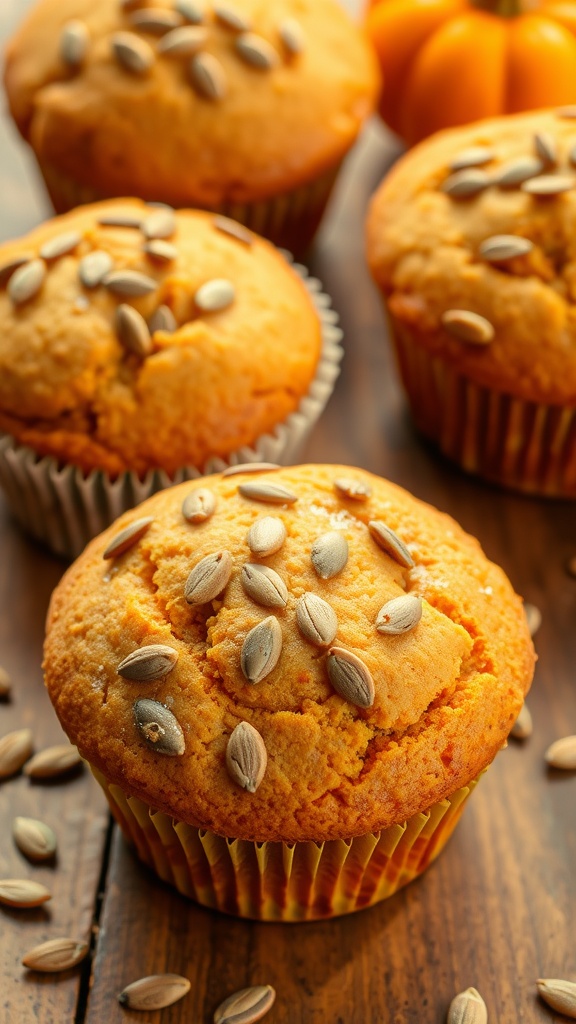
[0,199,341,557]
[367,107,576,497]
[43,463,535,920]
[4,0,379,252]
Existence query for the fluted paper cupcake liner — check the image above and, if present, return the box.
[389,318,576,498]
[38,159,342,254]
[0,261,343,559]
[92,767,481,922]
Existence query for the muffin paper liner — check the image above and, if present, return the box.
[92,767,481,921]
[389,317,576,498]
[38,159,342,254]
[0,261,342,559]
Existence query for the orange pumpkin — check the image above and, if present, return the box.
[366,0,576,145]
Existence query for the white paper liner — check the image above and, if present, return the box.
[0,258,343,558]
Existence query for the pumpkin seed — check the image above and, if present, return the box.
[8,259,46,305]
[510,702,532,740]
[118,644,179,681]
[185,550,233,604]
[102,516,154,559]
[214,984,276,1023]
[235,33,280,70]
[22,938,88,973]
[241,564,288,608]
[448,987,487,1024]
[119,974,191,1010]
[214,3,251,31]
[0,254,35,287]
[60,20,89,68]
[115,304,153,358]
[279,18,305,56]
[144,240,178,264]
[449,146,494,171]
[478,234,533,262]
[334,477,372,501]
[241,616,282,683]
[79,250,114,288]
[225,722,267,793]
[441,169,490,198]
[176,0,205,23]
[214,216,253,246]
[0,879,52,908]
[13,818,57,862]
[98,212,143,229]
[130,9,182,33]
[368,521,414,568]
[149,304,177,333]
[133,700,185,756]
[524,602,541,637]
[522,174,575,196]
[296,592,338,647]
[247,516,286,557]
[182,487,216,523]
[189,52,228,100]
[537,979,576,1018]
[142,207,176,240]
[0,728,33,779]
[39,231,82,261]
[112,32,155,75]
[238,482,298,505]
[311,531,348,579]
[105,269,157,296]
[0,665,11,699]
[441,309,495,345]
[326,647,375,709]
[24,744,82,779]
[222,462,280,478]
[376,594,422,635]
[194,278,235,312]
[158,25,207,55]
[534,131,557,166]
[494,155,543,187]
[545,735,576,770]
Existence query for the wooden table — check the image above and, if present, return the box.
[1,4,575,1023]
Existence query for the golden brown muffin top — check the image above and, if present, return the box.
[0,199,322,475]
[44,464,534,842]
[367,108,576,406]
[4,0,378,205]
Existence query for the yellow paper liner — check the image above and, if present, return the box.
[92,767,482,921]
[389,317,576,498]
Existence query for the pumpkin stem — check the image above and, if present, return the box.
[469,0,531,15]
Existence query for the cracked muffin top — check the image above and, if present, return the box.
[43,464,535,842]
[367,108,576,405]
[0,199,322,476]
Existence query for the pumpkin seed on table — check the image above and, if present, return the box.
[118,644,179,681]
[537,978,576,1018]
[326,648,375,709]
[112,32,155,75]
[241,617,282,684]
[118,973,191,1010]
[0,665,12,698]
[241,564,288,608]
[102,516,154,559]
[238,481,297,505]
[39,231,82,261]
[22,938,88,973]
[182,487,216,523]
[296,593,338,647]
[24,744,82,779]
[449,146,494,171]
[545,735,576,769]
[441,169,490,198]
[134,699,185,756]
[510,702,532,740]
[247,516,287,557]
[79,250,114,288]
[222,462,280,477]
[0,879,51,908]
[368,521,414,568]
[189,52,228,100]
[115,304,153,358]
[8,259,46,305]
[441,309,495,346]
[214,984,276,1024]
[376,594,422,635]
[226,721,267,793]
[478,235,533,262]
[60,20,89,68]
[447,987,487,1024]
[13,818,57,862]
[0,728,33,779]
[311,531,348,579]
[157,25,208,55]
[185,550,233,604]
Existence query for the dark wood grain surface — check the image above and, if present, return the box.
[1,3,575,1023]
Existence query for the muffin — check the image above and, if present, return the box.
[0,199,341,558]
[43,463,535,921]
[367,107,576,497]
[3,0,379,253]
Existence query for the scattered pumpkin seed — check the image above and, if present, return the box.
[144,239,177,262]
[327,647,375,709]
[545,735,576,770]
[241,563,288,608]
[142,207,176,240]
[247,516,287,557]
[214,984,276,1024]
[39,231,82,261]
[189,52,228,99]
[524,602,542,637]
[235,33,280,70]
[115,304,153,358]
[98,212,142,229]
[112,32,155,75]
[537,978,576,1019]
[8,259,46,305]
[238,482,297,505]
[149,304,177,333]
[449,146,494,171]
[241,616,282,683]
[494,155,543,187]
[296,592,338,647]
[176,0,205,23]
[214,3,251,31]
[118,974,191,1010]
[133,700,185,756]
[185,550,233,604]
[376,594,422,635]
[441,169,490,198]
[0,666,11,699]
[22,938,88,973]
[24,744,82,779]
[79,250,114,288]
[130,8,182,33]
[0,254,35,287]
[510,702,533,740]
[13,818,57,862]
[368,521,414,568]
[0,879,52,909]
[534,131,557,166]
[334,477,372,501]
[0,728,33,779]
[60,20,89,68]
[225,721,267,793]
[214,215,253,245]
[182,487,216,523]
[158,25,207,55]
[102,516,154,559]
[118,644,179,682]
[194,278,235,312]
[522,175,575,196]
[311,531,348,580]
[105,269,157,296]
[478,235,533,262]
[441,309,495,345]
[448,987,487,1024]
[222,462,280,477]
[279,18,305,56]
